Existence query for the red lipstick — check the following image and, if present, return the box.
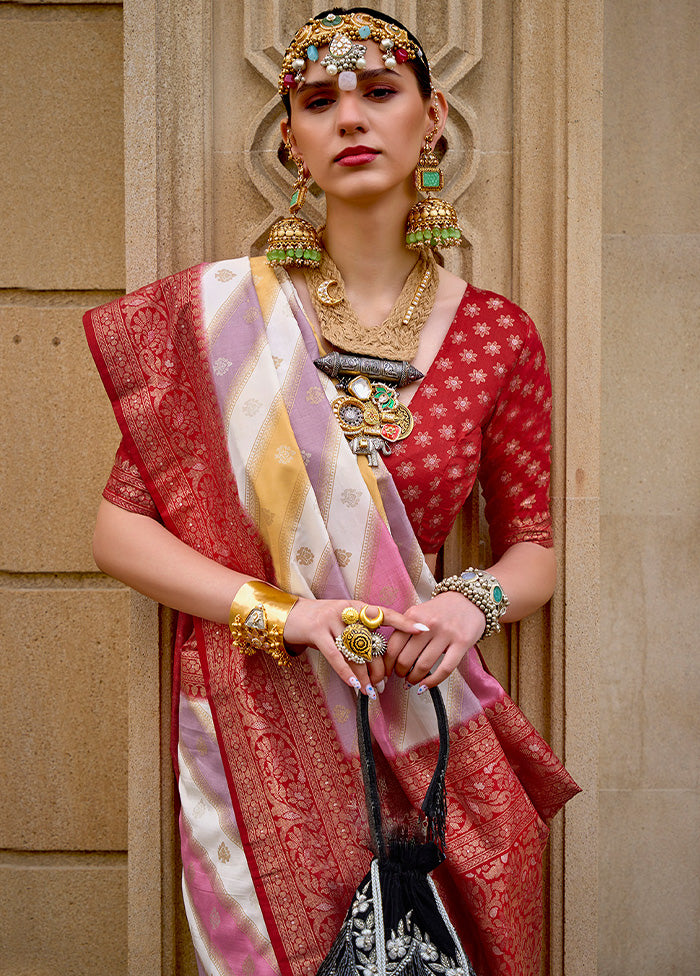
[334,146,380,165]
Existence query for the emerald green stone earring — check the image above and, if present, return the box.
[406,109,463,252]
[266,147,323,268]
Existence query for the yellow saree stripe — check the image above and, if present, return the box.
[245,392,311,593]
[250,255,284,324]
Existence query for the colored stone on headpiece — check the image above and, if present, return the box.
[278,11,426,95]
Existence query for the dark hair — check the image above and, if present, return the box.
[281,7,432,118]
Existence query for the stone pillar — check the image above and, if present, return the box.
[122,1,211,972]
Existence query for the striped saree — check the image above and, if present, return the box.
[84,257,579,976]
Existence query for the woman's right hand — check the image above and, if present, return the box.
[283,597,428,698]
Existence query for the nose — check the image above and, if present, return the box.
[335,92,368,136]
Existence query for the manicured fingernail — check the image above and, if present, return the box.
[348,676,361,691]
[376,679,386,694]
[366,684,377,701]
[417,684,428,695]
[404,680,412,690]
[414,623,430,632]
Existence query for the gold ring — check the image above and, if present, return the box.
[341,606,360,625]
[335,624,373,664]
[359,605,384,630]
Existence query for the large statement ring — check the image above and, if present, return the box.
[336,608,387,664]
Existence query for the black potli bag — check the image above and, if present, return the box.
[317,687,476,976]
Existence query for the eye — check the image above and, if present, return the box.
[304,94,335,111]
[365,86,397,100]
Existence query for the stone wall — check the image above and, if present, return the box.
[1,0,697,973]
[599,0,700,971]
[0,3,129,973]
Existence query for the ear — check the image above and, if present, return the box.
[280,119,300,157]
[426,90,449,148]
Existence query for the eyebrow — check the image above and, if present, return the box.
[295,68,402,95]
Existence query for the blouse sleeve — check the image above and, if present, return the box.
[478,314,554,559]
[103,436,160,519]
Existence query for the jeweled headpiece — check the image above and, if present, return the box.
[278,11,425,95]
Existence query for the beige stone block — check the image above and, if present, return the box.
[598,789,700,973]
[560,495,600,791]
[0,303,120,572]
[212,0,271,156]
[603,0,700,235]
[0,589,129,851]
[213,148,288,260]
[461,0,512,153]
[601,233,700,518]
[0,854,127,975]
[0,7,125,289]
[600,513,700,790]
[460,150,513,293]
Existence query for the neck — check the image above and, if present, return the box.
[323,186,419,306]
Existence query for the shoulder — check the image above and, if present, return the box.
[452,283,545,361]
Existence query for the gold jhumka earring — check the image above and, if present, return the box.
[406,100,463,252]
[266,144,323,269]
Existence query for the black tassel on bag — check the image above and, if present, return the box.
[317,688,476,976]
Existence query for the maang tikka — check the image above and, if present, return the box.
[406,99,463,252]
[266,143,323,269]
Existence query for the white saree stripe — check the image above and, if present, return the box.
[178,725,271,939]
[179,696,278,974]
[201,259,253,342]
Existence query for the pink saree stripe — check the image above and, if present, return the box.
[180,813,279,976]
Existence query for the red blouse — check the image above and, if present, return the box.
[103,284,553,560]
[383,284,553,558]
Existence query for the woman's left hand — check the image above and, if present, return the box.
[383,592,486,691]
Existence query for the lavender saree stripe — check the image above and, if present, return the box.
[375,463,435,591]
[207,266,266,407]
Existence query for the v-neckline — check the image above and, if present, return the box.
[281,266,471,410]
[400,283,471,410]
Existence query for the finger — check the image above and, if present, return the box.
[368,656,387,687]
[392,635,433,678]
[318,635,371,695]
[402,639,455,685]
[379,606,431,635]
[414,647,467,691]
[384,630,411,676]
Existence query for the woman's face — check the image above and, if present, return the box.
[284,41,438,205]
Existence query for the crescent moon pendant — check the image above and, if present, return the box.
[317,279,343,306]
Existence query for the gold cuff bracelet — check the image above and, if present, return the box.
[228,581,299,668]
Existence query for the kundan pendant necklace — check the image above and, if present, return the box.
[314,350,424,466]
[305,248,436,466]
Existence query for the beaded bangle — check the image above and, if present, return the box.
[432,568,509,640]
[228,581,299,667]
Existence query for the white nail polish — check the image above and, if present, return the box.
[414,623,430,632]
[376,679,386,694]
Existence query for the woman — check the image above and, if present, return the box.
[85,8,579,976]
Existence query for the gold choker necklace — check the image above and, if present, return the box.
[303,247,438,361]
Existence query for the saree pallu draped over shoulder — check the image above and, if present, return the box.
[84,257,580,976]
